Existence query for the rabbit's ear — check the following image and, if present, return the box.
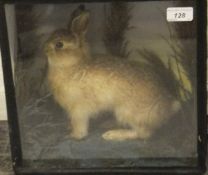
[70,11,90,37]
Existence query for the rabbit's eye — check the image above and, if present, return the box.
[55,41,64,49]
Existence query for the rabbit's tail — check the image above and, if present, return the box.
[171,100,181,113]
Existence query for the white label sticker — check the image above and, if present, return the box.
[167,7,193,22]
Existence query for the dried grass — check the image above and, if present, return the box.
[103,2,132,58]
[137,49,180,99]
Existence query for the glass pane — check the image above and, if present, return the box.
[5,0,197,169]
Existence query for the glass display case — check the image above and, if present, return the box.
[0,0,206,174]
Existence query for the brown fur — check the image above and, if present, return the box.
[44,10,180,141]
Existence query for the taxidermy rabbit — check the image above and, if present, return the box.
[44,6,181,141]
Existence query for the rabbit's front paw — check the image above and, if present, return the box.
[102,129,138,141]
[70,131,87,140]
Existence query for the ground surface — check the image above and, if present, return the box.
[0,121,206,175]
[0,122,12,175]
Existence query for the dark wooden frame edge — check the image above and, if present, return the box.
[0,0,206,174]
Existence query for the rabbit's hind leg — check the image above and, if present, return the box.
[102,127,152,141]
[102,106,139,141]
[102,105,153,141]
[102,129,138,141]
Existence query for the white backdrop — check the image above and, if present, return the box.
[0,51,7,120]
[0,4,16,120]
